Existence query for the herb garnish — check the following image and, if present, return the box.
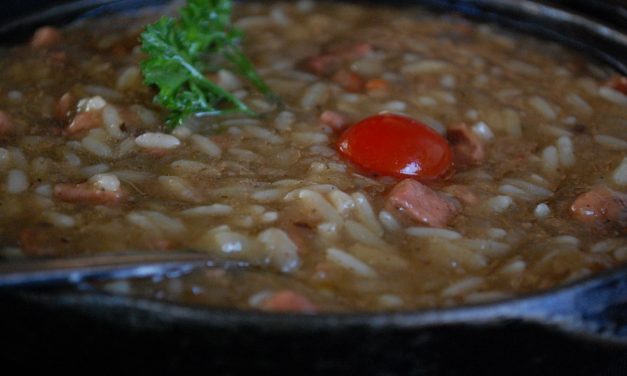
[140,0,273,127]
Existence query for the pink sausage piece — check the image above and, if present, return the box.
[0,110,16,137]
[302,42,373,77]
[54,183,127,206]
[386,179,458,228]
[65,111,103,136]
[447,122,485,169]
[30,26,62,48]
[259,290,317,314]
[571,186,627,230]
[319,110,351,132]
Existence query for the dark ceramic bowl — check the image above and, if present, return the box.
[0,1,626,374]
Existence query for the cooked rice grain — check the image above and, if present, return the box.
[598,86,627,105]
[401,60,451,75]
[6,169,28,194]
[257,228,300,272]
[135,132,181,149]
[534,203,551,218]
[528,96,558,120]
[344,220,390,249]
[406,227,462,239]
[82,136,113,158]
[326,247,378,278]
[301,82,329,110]
[593,135,627,151]
[180,204,233,216]
[541,145,559,175]
[158,176,201,203]
[190,134,222,157]
[442,277,484,297]
[612,157,627,185]
[43,211,76,227]
[556,136,575,167]
[351,192,384,236]
[296,189,343,224]
[487,195,513,212]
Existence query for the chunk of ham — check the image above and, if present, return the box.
[54,182,127,206]
[447,123,485,168]
[30,26,61,48]
[386,179,458,228]
[327,42,373,61]
[301,42,372,80]
[65,111,103,136]
[319,110,351,132]
[302,54,343,76]
[571,186,627,230]
[259,290,317,313]
[365,78,390,92]
[0,110,16,137]
[55,92,75,122]
[331,69,365,92]
[18,228,53,256]
[604,75,627,95]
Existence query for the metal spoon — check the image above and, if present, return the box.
[0,252,246,288]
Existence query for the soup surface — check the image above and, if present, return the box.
[0,0,625,312]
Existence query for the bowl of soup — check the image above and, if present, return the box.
[0,0,625,374]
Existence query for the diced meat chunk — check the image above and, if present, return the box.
[0,110,16,137]
[65,111,103,135]
[30,26,61,48]
[18,228,53,256]
[144,238,177,251]
[54,182,127,206]
[604,75,627,95]
[259,290,317,313]
[302,54,343,76]
[327,42,373,61]
[331,69,365,92]
[447,122,485,168]
[365,78,389,92]
[301,42,373,78]
[386,179,458,227]
[320,110,351,132]
[18,227,74,256]
[571,186,627,230]
[55,92,75,122]
[442,184,478,205]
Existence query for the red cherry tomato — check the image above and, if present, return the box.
[336,114,453,180]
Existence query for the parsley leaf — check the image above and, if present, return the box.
[140,0,273,127]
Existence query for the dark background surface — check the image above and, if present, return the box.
[1,291,626,375]
[2,0,626,27]
[1,0,626,73]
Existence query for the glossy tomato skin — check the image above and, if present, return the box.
[336,114,453,181]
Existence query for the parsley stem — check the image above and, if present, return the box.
[173,55,253,114]
[140,0,275,128]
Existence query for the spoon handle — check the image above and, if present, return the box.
[0,252,241,287]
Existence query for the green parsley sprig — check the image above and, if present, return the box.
[140,0,273,127]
